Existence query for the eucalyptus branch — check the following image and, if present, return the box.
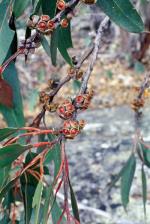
[53,0,80,26]
[80,16,110,94]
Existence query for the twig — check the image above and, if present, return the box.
[53,0,80,26]
[80,16,110,94]
[134,73,150,129]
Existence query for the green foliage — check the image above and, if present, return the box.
[121,154,136,209]
[0,63,25,127]
[13,0,31,18]
[0,144,30,168]
[32,181,43,224]
[97,0,144,33]
[141,165,147,215]
[0,127,18,141]
[0,0,15,65]
[0,0,147,223]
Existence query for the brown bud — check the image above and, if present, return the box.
[68,67,75,76]
[76,70,84,79]
[47,20,55,31]
[45,103,58,112]
[57,0,66,10]
[60,18,69,28]
[82,0,97,4]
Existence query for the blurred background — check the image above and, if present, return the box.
[1,0,150,223]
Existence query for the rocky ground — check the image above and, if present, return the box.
[66,106,150,224]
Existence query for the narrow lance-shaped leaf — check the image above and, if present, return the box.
[42,185,65,224]
[141,165,147,216]
[58,27,73,66]
[13,0,31,18]
[42,0,57,17]
[121,153,136,209]
[68,177,80,222]
[40,35,51,58]
[0,176,19,202]
[0,62,25,127]
[0,144,31,168]
[0,127,18,141]
[50,29,59,66]
[96,0,144,33]
[108,154,135,190]
[32,181,43,224]
[0,166,10,192]
[44,134,66,223]
[137,142,150,168]
[0,0,15,64]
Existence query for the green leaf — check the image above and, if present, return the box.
[44,134,66,223]
[134,61,145,74]
[13,0,31,18]
[141,165,147,215]
[0,176,19,202]
[20,152,43,224]
[73,80,81,92]
[42,185,65,224]
[0,127,18,141]
[50,29,59,66]
[0,144,31,168]
[32,181,43,224]
[0,0,15,65]
[97,0,144,33]
[42,0,57,17]
[68,178,80,222]
[58,27,73,65]
[121,154,136,209]
[138,142,150,168]
[9,13,18,56]
[0,62,25,127]
[40,36,51,58]
[60,23,73,49]
[108,154,135,190]
[33,0,42,14]
[0,166,10,191]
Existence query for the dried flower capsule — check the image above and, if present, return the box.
[62,120,83,139]
[57,100,75,119]
[75,92,93,110]
[39,91,49,104]
[79,119,86,129]
[40,15,50,22]
[68,67,75,76]
[47,20,55,30]
[60,18,68,28]
[76,70,84,79]
[131,98,144,111]
[45,102,58,112]
[57,0,66,10]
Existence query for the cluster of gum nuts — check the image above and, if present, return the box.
[39,85,94,139]
[27,0,70,34]
[57,90,94,139]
